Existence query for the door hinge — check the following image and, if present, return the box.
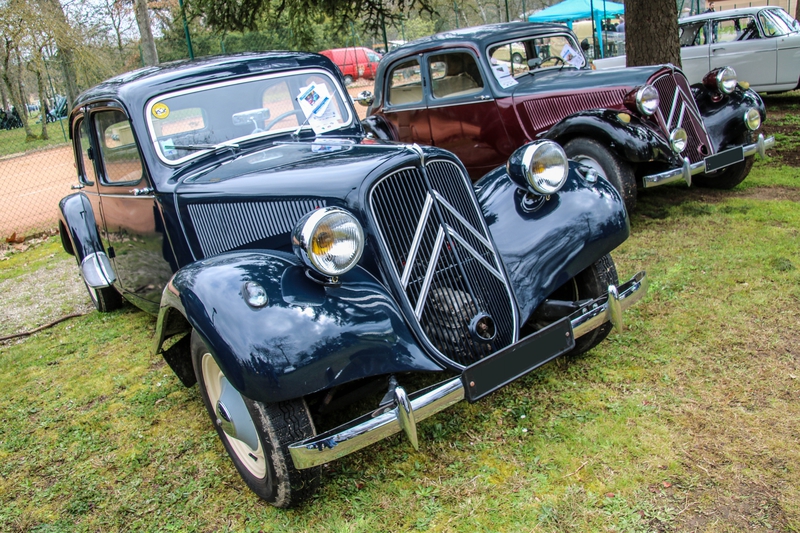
[107,247,115,259]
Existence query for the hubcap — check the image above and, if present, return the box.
[573,155,608,179]
[201,352,266,478]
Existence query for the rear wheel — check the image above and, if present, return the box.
[564,137,637,213]
[84,280,122,313]
[529,254,619,357]
[343,74,354,86]
[191,332,320,508]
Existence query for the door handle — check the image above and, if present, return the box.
[130,187,154,196]
[71,183,85,190]
[712,47,725,52]
[475,95,492,101]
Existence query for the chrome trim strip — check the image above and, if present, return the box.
[446,225,504,282]
[666,88,681,128]
[432,190,493,250]
[414,226,445,319]
[400,193,434,288]
[289,271,648,470]
[642,134,775,188]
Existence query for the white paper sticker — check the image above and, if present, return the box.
[560,44,584,67]
[296,83,340,134]
[491,62,518,88]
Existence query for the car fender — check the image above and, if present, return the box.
[154,250,443,403]
[58,192,116,288]
[475,162,630,322]
[544,109,676,165]
[361,115,397,141]
[691,86,765,151]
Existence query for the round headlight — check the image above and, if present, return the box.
[670,128,688,153]
[520,141,569,195]
[717,66,737,94]
[744,108,761,131]
[292,207,364,277]
[636,85,660,116]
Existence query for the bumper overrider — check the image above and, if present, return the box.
[643,133,774,188]
[289,271,648,470]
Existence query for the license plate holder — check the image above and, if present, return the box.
[704,146,744,173]
[461,318,575,403]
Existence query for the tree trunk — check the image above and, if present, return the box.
[796,0,799,24]
[35,64,48,140]
[39,0,80,109]
[134,0,159,66]
[625,0,682,68]
[2,44,35,139]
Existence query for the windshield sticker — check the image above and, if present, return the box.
[490,59,518,88]
[297,83,340,134]
[560,44,584,67]
[152,103,170,119]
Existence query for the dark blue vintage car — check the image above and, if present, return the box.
[58,52,647,507]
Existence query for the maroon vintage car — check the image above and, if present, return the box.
[359,22,774,211]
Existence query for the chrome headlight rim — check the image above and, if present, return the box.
[744,108,761,131]
[716,66,738,95]
[669,127,688,153]
[292,207,365,277]
[520,140,569,195]
[635,85,660,116]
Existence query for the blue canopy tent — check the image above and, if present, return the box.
[528,0,625,58]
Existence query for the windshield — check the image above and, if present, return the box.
[146,69,353,165]
[487,34,585,87]
[760,8,799,36]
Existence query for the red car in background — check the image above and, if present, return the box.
[319,47,382,85]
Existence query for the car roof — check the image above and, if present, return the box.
[382,22,573,60]
[679,6,783,23]
[71,51,338,113]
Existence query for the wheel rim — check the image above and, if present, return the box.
[201,352,267,479]
[572,154,608,179]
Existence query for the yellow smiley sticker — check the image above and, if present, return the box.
[152,103,170,119]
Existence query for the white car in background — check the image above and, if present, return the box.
[594,6,800,93]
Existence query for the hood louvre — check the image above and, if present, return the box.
[522,89,627,132]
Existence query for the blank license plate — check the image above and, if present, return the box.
[461,318,575,403]
[705,146,744,173]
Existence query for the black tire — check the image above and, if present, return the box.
[564,137,637,213]
[343,75,354,86]
[84,280,122,313]
[512,52,524,64]
[693,136,754,189]
[529,254,619,357]
[191,332,320,508]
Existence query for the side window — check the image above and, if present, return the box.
[74,117,97,185]
[489,42,529,81]
[428,52,484,99]
[713,17,755,43]
[679,22,707,46]
[93,109,143,184]
[388,59,423,106]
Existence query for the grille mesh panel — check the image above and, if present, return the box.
[370,160,516,367]
[188,199,324,257]
[652,72,712,163]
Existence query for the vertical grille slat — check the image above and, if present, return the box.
[523,89,628,132]
[188,199,325,258]
[370,160,518,368]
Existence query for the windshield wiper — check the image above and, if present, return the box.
[172,142,240,153]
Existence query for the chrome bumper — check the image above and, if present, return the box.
[289,271,649,470]
[642,133,774,188]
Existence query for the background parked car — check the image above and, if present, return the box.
[319,46,381,85]
[360,22,775,212]
[594,6,800,93]
[57,51,646,507]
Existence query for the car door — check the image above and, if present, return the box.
[89,105,175,311]
[378,56,433,146]
[679,21,711,84]
[423,49,507,181]
[709,15,777,87]
[761,9,800,86]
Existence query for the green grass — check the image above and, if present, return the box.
[0,118,70,158]
[0,96,799,532]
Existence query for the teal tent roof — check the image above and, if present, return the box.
[528,0,624,23]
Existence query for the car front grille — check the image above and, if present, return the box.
[369,159,518,368]
[651,71,713,163]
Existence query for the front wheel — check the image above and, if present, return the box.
[84,280,122,313]
[528,254,620,357]
[693,150,754,189]
[191,331,320,507]
[564,137,637,213]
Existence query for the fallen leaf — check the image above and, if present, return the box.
[662,481,672,488]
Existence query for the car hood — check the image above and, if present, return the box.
[509,65,659,98]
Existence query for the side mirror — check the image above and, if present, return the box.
[527,58,543,69]
[353,90,374,107]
